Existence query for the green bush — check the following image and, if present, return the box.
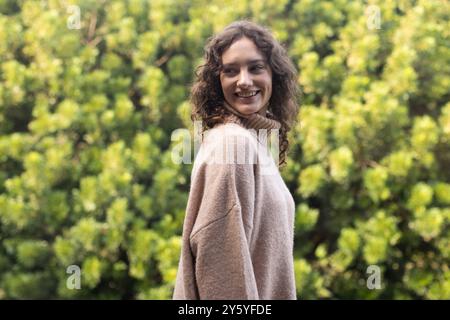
[0,0,449,299]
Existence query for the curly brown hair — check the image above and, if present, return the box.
[190,20,300,169]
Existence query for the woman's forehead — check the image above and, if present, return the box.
[221,38,265,64]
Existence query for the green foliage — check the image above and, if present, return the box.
[290,0,450,299]
[0,0,449,299]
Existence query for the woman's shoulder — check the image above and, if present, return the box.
[200,123,258,162]
[205,122,258,146]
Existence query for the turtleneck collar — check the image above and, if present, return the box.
[222,100,281,131]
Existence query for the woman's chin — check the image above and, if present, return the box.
[232,102,262,115]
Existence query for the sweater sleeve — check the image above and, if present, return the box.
[188,134,259,299]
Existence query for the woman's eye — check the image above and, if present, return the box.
[251,65,265,71]
[222,68,237,75]
[222,65,264,75]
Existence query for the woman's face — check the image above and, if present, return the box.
[219,37,272,116]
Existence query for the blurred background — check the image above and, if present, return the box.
[0,0,449,299]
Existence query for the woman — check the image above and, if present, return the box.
[173,20,300,300]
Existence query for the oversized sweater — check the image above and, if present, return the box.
[172,109,297,300]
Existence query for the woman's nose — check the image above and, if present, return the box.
[237,69,252,88]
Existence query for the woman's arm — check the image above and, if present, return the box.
[174,131,260,299]
[190,201,258,299]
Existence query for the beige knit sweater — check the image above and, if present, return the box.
[173,110,297,300]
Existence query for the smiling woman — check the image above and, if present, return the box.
[219,38,273,117]
[190,20,300,169]
[173,20,300,300]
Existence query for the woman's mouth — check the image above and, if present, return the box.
[235,90,260,103]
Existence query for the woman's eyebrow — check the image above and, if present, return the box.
[222,59,266,67]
